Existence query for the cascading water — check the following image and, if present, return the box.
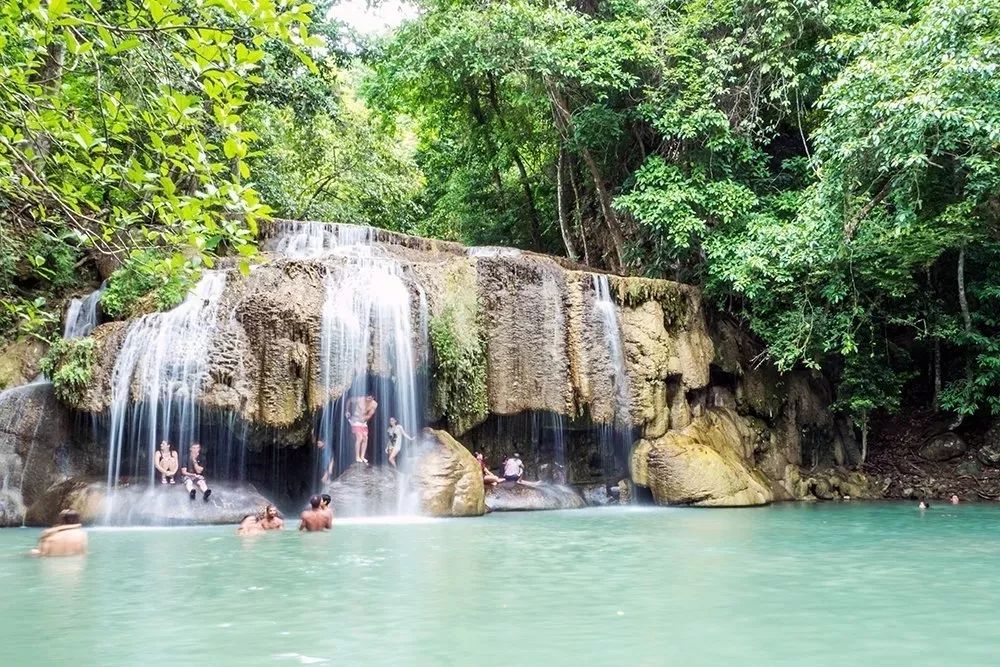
[63,285,103,339]
[104,271,227,517]
[269,222,425,515]
[591,274,631,481]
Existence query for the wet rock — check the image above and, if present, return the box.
[25,479,273,526]
[324,464,406,517]
[579,483,619,506]
[412,430,485,517]
[977,443,1000,467]
[0,338,47,390]
[485,482,585,511]
[631,408,778,507]
[956,460,983,478]
[918,433,966,462]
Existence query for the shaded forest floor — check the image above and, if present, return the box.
[867,410,1000,502]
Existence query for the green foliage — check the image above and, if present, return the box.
[0,0,319,338]
[100,251,192,319]
[429,299,488,435]
[40,336,95,403]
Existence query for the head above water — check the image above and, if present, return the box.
[309,495,321,509]
[266,504,278,518]
[59,509,81,525]
[321,494,331,508]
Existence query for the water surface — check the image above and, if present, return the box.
[3,503,998,666]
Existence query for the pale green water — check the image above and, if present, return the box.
[3,503,1000,666]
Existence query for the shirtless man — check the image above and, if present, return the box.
[181,443,212,502]
[154,440,179,484]
[259,504,284,530]
[347,394,378,464]
[32,509,88,557]
[299,495,332,531]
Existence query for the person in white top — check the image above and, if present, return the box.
[502,453,524,482]
[386,417,415,467]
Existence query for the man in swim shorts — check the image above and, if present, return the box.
[347,394,378,464]
[181,442,212,502]
[154,440,179,484]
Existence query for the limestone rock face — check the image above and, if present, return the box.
[412,430,485,517]
[485,482,586,511]
[25,479,272,526]
[0,382,77,526]
[918,433,966,462]
[631,408,778,507]
[69,222,713,442]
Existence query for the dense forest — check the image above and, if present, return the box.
[1,0,998,458]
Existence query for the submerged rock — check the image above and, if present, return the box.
[485,482,585,511]
[25,479,273,526]
[918,433,966,462]
[631,408,779,507]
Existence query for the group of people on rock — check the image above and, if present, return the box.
[476,451,529,487]
[154,440,212,501]
[344,395,415,467]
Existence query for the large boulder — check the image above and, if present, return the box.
[0,338,47,390]
[977,442,1000,467]
[412,430,485,517]
[918,433,966,462]
[25,479,272,526]
[631,407,777,507]
[485,482,585,511]
[0,381,77,526]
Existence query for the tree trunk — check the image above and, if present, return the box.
[547,83,624,269]
[950,244,972,430]
[556,147,578,261]
[486,73,543,250]
[933,338,942,410]
[860,411,869,466]
[568,158,590,266]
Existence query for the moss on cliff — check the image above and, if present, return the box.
[429,264,488,435]
[40,337,95,403]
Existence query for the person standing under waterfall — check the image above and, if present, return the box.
[386,417,415,467]
[316,438,334,484]
[347,394,378,464]
[182,442,212,502]
[154,440,179,485]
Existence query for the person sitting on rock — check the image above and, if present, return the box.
[502,452,524,482]
[154,440,179,485]
[299,495,332,532]
[31,509,87,557]
[181,442,212,502]
[386,417,415,468]
[475,452,504,487]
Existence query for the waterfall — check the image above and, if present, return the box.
[270,222,425,515]
[63,286,103,339]
[104,271,227,516]
[591,274,631,480]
